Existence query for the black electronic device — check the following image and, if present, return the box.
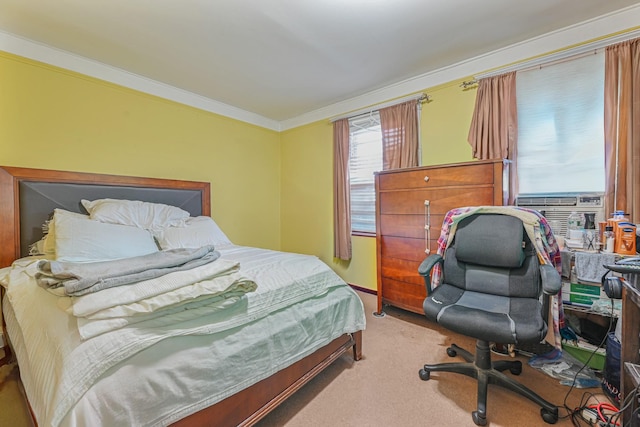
[603,256,640,274]
[602,275,624,299]
[601,257,640,299]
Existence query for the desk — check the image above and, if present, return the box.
[622,281,640,425]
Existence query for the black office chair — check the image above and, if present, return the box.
[418,212,561,426]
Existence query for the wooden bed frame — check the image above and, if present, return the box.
[0,165,363,427]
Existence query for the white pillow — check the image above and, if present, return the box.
[45,209,90,257]
[54,211,159,262]
[27,209,89,257]
[81,198,190,231]
[155,216,232,250]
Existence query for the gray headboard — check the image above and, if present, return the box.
[0,166,211,267]
[19,182,205,257]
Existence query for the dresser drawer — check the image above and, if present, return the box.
[379,214,425,238]
[379,213,446,240]
[380,278,426,314]
[378,162,495,190]
[380,257,423,285]
[380,236,426,262]
[379,186,495,215]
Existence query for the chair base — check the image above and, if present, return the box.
[419,340,558,426]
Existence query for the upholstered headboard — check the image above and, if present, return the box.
[0,166,211,267]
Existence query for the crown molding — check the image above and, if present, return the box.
[0,31,282,131]
[1,4,639,133]
[280,4,640,130]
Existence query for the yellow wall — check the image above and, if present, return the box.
[0,49,479,291]
[0,43,602,292]
[421,80,478,166]
[0,52,282,249]
[280,80,480,290]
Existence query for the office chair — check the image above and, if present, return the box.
[418,211,560,426]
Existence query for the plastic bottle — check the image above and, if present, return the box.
[608,210,629,254]
[567,211,584,229]
[603,226,615,253]
[613,210,626,220]
[566,211,585,241]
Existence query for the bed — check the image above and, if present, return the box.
[0,165,365,427]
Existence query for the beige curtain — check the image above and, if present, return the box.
[604,38,640,222]
[333,118,352,260]
[379,100,419,170]
[467,72,518,202]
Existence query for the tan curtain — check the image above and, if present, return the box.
[467,72,518,202]
[604,38,640,222]
[333,118,352,260]
[379,100,419,170]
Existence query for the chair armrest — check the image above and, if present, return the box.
[540,264,561,295]
[418,254,443,294]
[418,254,443,276]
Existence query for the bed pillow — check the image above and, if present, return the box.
[155,216,232,250]
[45,209,92,257]
[81,198,190,231]
[27,209,89,257]
[54,211,159,262]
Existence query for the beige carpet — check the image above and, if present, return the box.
[257,291,608,427]
[0,359,32,427]
[0,291,612,426]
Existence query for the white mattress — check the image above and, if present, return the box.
[2,245,366,427]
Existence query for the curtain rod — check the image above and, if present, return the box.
[474,28,640,80]
[329,93,429,123]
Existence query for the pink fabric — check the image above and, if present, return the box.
[604,38,640,222]
[379,99,419,170]
[333,119,352,260]
[467,73,518,202]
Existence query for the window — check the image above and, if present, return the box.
[516,53,605,195]
[349,112,382,234]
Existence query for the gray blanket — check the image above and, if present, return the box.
[36,245,220,296]
[574,251,617,284]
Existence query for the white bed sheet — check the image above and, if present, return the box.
[2,245,366,427]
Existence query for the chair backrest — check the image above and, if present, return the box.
[442,214,541,299]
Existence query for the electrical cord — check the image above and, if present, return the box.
[560,300,617,426]
[587,402,620,425]
[574,352,640,427]
[603,382,640,426]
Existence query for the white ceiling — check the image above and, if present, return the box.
[1,0,640,130]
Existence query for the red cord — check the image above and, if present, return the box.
[588,402,620,426]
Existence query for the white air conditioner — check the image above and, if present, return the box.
[515,194,605,237]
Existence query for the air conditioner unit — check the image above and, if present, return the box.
[515,194,605,237]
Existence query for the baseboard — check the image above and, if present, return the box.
[347,283,377,295]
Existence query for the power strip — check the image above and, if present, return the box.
[581,408,598,424]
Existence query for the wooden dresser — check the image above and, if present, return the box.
[374,159,510,315]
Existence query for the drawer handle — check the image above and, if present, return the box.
[424,176,430,182]
[424,199,431,254]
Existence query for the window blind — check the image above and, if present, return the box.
[349,113,382,233]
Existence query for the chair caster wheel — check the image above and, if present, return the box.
[510,361,522,375]
[540,408,558,424]
[419,368,430,381]
[446,347,457,357]
[472,411,487,426]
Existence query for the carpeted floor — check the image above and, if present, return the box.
[256,291,612,427]
[0,359,32,427]
[0,290,614,426]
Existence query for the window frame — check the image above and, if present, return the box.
[515,52,606,197]
[348,112,382,236]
